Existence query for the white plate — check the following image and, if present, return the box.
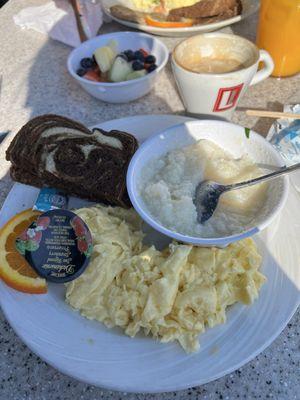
[102,0,259,37]
[0,115,299,393]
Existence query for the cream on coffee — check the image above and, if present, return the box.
[183,57,247,74]
[173,35,255,75]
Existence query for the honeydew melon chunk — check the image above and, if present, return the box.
[126,70,146,80]
[109,57,133,82]
[94,46,115,73]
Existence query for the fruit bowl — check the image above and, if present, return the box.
[67,32,169,103]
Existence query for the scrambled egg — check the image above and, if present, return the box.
[65,205,266,353]
[132,0,199,12]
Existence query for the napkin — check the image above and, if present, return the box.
[13,0,104,47]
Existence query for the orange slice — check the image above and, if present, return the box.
[145,15,194,28]
[0,209,47,294]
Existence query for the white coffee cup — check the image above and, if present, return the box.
[172,33,274,120]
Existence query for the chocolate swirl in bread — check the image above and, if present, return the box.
[6,115,138,207]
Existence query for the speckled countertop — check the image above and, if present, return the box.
[0,0,299,399]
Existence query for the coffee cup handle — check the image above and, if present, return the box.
[250,50,274,86]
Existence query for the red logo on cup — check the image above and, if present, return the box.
[213,83,244,112]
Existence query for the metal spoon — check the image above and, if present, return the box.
[194,162,300,224]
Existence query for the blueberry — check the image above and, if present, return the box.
[147,64,157,73]
[124,49,134,61]
[77,68,86,77]
[132,60,144,71]
[133,50,145,62]
[145,54,156,64]
[80,57,94,69]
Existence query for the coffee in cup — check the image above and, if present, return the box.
[172,33,274,120]
[181,57,247,74]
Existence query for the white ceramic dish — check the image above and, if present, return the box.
[127,120,289,247]
[102,0,259,37]
[67,32,169,103]
[0,115,299,393]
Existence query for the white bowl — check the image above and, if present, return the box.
[67,32,169,103]
[127,120,289,247]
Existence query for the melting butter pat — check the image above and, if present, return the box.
[195,139,267,214]
[65,205,266,353]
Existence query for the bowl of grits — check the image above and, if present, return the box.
[127,120,289,247]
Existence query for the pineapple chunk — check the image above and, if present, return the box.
[94,46,115,73]
[107,39,118,55]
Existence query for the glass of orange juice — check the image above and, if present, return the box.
[256,0,300,78]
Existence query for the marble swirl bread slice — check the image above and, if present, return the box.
[7,115,92,187]
[8,122,137,207]
[10,166,45,189]
[7,114,91,167]
[6,115,138,207]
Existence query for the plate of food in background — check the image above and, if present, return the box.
[102,0,259,37]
